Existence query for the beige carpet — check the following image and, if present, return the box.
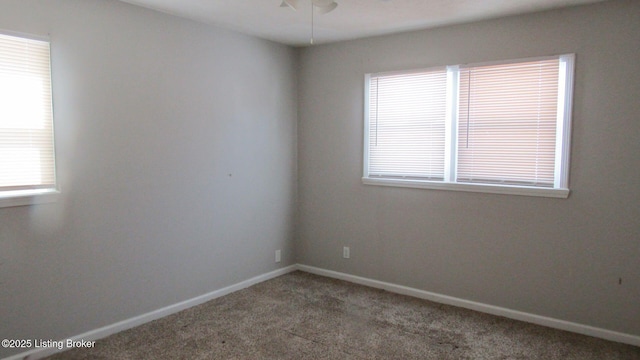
[47,271,640,359]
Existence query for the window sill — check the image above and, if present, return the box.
[0,189,60,208]
[362,177,569,199]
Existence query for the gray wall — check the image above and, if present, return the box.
[297,0,640,337]
[0,0,297,357]
[1,0,638,357]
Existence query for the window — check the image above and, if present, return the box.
[363,55,574,198]
[0,32,57,207]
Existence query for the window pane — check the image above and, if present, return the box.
[368,68,447,180]
[456,59,559,187]
[0,33,55,191]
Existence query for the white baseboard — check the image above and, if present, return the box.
[296,264,640,348]
[3,265,297,360]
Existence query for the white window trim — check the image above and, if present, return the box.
[555,54,575,190]
[0,189,60,208]
[363,54,575,199]
[362,177,569,198]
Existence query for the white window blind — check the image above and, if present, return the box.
[0,32,56,193]
[367,68,447,180]
[363,55,574,198]
[457,59,560,187]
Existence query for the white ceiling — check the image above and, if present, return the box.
[118,0,605,46]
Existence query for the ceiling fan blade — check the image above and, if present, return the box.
[314,2,338,14]
[280,0,299,11]
[311,0,334,6]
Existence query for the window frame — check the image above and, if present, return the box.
[363,54,575,199]
[0,30,59,208]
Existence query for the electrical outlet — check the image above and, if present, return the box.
[343,246,350,259]
[275,250,281,263]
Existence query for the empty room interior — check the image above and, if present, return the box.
[0,0,639,359]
